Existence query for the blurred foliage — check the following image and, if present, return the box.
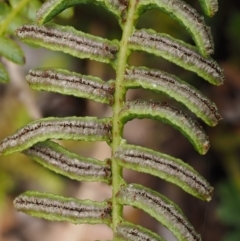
[225,11,240,62]
[218,181,240,241]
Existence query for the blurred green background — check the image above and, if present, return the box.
[0,0,240,240]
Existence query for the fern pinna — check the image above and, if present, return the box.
[0,0,223,240]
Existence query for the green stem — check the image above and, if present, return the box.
[111,0,137,232]
[0,0,30,35]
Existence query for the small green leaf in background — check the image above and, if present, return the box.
[0,36,25,64]
[0,62,9,83]
[0,3,10,21]
[15,0,42,21]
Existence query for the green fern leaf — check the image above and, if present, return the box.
[124,66,221,126]
[198,0,218,17]
[36,0,128,25]
[26,68,114,104]
[117,184,201,241]
[0,117,112,155]
[114,144,213,201]
[115,221,166,241]
[120,100,209,154]
[137,0,213,56]
[24,141,112,183]
[129,29,224,85]
[14,191,112,225]
[16,23,119,65]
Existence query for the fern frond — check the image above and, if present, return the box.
[0,0,223,240]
